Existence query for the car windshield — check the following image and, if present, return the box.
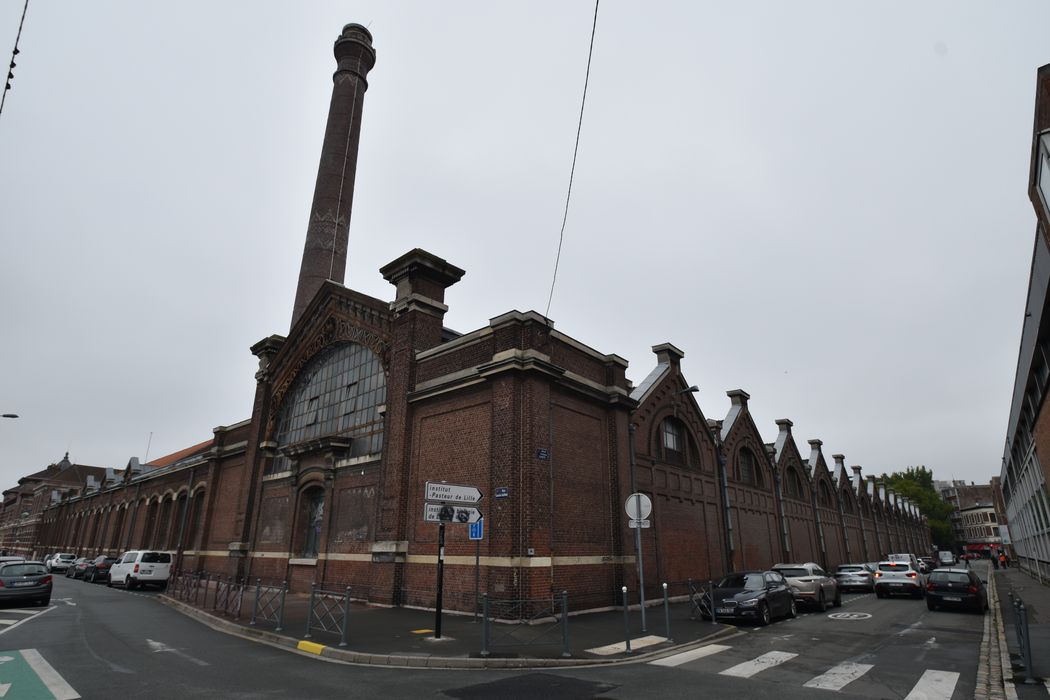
[0,564,47,576]
[774,568,809,578]
[878,563,909,572]
[142,552,171,564]
[717,573,766,590]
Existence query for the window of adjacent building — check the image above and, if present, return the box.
[270,342,387,474]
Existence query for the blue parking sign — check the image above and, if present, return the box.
[469,519,484,540]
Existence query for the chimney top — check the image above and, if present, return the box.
[652,343,685,366]
[775,418,793,430]
[850,465,862,474]
[726,389,750,406]
[808,439,823,448]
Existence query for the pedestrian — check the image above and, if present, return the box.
[991,552,1000,569]
[999,553,1009,569]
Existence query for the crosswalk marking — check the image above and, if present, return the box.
[649,643,731,667]
[719,650,798,678]
[586,635,666,656]
[903,670,959,700]
[803,661,874,690]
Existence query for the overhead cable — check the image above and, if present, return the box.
[0,0,30,120]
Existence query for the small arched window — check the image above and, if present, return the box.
[784,466,803,499]
[817,481,832,508]
[737,448,763,487]
[298,487,325,558]
[841,490,854,514]
[655,417,700,468]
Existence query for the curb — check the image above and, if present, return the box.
[157,594,738,669]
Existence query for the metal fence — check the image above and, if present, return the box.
[212,575,246,620]
[480,591,570,658]
[304,584,351,647]
[249,579,288,632]
[687,578,717,623]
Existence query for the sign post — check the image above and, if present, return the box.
[626,492,653,632]
[424,481,483,638]
[469,519,484,622]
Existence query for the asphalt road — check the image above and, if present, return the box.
[0,577,986,699]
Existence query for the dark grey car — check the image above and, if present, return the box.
[0,561,52,606]
[709,570,797,626]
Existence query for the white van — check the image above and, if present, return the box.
[937,551,956,567]
[108,551,173,590]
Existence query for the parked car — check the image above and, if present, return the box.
[46,553,77,573]
[937,551,957,567]
[835,563,875,592]
[708,570,796,625]
[0,561,52,606]
[773,562,841,610]
[926,568,987,613]
[917,557,935,574]
[108,551,173,590]
[82,555,118,583]
[66,558,89,578]
[874,560,925,598]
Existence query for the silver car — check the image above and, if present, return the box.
[773,562,841,611]
[835,563,875,592]
[874,560,925,598]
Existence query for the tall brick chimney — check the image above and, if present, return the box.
[290,23,377,329]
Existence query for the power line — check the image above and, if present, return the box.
[544,0,599,322]
[0,0,30,120]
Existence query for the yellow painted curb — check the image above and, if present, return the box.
[297,640,326,655]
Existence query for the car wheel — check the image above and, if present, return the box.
[833,589,842,608]
[927,600,936,611]
[875,588,884,599]
[88,571,96,583]
[787,598,797,619]
[758,603,771,626]
[126,577,136,591]
[39,597,50,606]
[817,591,828,612]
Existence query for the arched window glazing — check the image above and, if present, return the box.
[270,342,386,474]
[818,481,832,507]
[785,467,803,499]
[737,448,763,487]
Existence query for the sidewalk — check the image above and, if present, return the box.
[158,584,737,669]
[993,562,1050,699]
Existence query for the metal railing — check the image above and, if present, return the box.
[1008,592,1039,685]
[212,575,246,620]
[304,583,351,647]
[480,591,570,658]
[249,579,287,632]
[687,578,717,623]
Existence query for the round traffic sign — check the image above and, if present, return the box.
[827,612,871,620]
[625,493,653,520]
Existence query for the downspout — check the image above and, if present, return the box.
[716,441,734,573]
[810,482,828,570]
[769,451,791,563]
[174,465,196,572]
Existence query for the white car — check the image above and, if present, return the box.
[46,553,77,572]
[108,551,173,590]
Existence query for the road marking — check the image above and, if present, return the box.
[0,682,9,697]
[20,649,80,699]
[586,635,666,656]
[3,610,44,615]
[903,670,959,700]
[0,607,54,637]
[649,643,731,667]
[146,639,210,667]
[803,662,874,690]
[828,612,871,620]
[410,629,432,634]
[54,599,76,607]
[719,651,798,678]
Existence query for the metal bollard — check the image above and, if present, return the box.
[480,594,490,657]
[275,581,287,633]
[622,586,632,654]
[250,577,261,625]
[710,579,717,625]
[339,586,351,647]
[234,578,245,621]
[560,591,571,658]
[304,582,316,639]
[663,582,673,643]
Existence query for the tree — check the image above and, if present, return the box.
[880,466,956,550]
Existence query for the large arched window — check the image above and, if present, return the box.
[840,489,854,514]
[654,417,702,468]
[737,448,763,487]
[270,342,386,474]
[784,466,803,499]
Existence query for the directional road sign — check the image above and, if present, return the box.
[425,481,483,505]
[423,502,483,524]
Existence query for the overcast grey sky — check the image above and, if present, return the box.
[1,2,1046,489]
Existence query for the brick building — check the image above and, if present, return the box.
[18,23,930,612]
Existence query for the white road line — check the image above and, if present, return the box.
[2,610,44,615]
[20,648,80,700]
[803,662,874,690]
[719,651,798,678]
[903,670,959,700]
[586,635,667,656]
[649,643,731,667]
[0,607,53,637]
